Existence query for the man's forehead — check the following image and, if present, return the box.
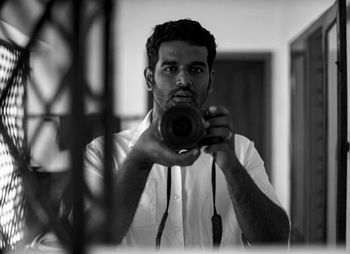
[158,40,208,62]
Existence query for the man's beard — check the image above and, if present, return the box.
[152,81,210,114]
[170,87,197,107]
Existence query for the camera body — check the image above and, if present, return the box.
[160,104,221,150]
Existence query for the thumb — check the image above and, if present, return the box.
[174,148,201,166]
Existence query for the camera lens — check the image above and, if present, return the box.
[172,116,192,138]
[160,104,205,150]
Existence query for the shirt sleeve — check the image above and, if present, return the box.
[84,138,104,198]
[235,134,282,207]
[84,133,130,198]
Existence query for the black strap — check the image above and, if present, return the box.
[156,167,171,248]
[211,154,222,247]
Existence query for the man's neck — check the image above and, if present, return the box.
[151,106,164,124]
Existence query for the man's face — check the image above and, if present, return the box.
[145,40,214,116]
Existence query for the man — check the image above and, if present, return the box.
[85,19,290,248]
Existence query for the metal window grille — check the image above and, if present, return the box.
[1,0,117,253]
[0,40,27,251]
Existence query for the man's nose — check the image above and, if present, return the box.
[176,70,193,87]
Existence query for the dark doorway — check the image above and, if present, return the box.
[205,53,272,176]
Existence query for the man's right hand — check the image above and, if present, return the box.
[132,120,201,168]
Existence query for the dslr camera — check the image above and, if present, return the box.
[160,104,222,150]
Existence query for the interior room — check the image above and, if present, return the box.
[0,0,349,252]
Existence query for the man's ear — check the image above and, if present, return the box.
[208,69,215,94]
[144,68,154,91]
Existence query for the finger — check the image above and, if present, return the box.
[205,116,231,128]
[174,148,201,166]
[159,147,200,166]
[205,105,230,117]
[205,127,232,140]
[225,130,233,140]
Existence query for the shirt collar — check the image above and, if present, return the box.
[128,110,153,149]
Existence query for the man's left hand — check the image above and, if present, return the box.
[203,105,239,171]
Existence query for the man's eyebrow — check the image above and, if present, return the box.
[191,61,207,67]
[160,60,178,66]
[160,60,208,67]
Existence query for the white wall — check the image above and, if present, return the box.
[115,0,335,213]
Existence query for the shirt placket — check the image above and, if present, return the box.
[169,165,184,246]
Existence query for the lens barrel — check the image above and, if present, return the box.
[160,104,205,150]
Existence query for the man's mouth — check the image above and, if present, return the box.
[172,92,194,103]
[173,96,193,103]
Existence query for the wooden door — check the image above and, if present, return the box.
[204,53,272,175]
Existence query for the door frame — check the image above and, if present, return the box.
[290,2,348,244]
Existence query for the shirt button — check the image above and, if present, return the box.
[175,226,182,232]
[174,194,180,200]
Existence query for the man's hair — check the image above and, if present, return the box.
[146,19,217,71]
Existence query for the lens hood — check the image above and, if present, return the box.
[160,104,205,150]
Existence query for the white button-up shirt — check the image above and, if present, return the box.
[84,111,283,249]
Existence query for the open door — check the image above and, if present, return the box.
[290,1,348,246]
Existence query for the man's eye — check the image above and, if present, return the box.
[191,67,204,73]
[164,66,177,72]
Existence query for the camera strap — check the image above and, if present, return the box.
[155,154,222,248]
[156,166,171,248]
[211,154,222,247]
